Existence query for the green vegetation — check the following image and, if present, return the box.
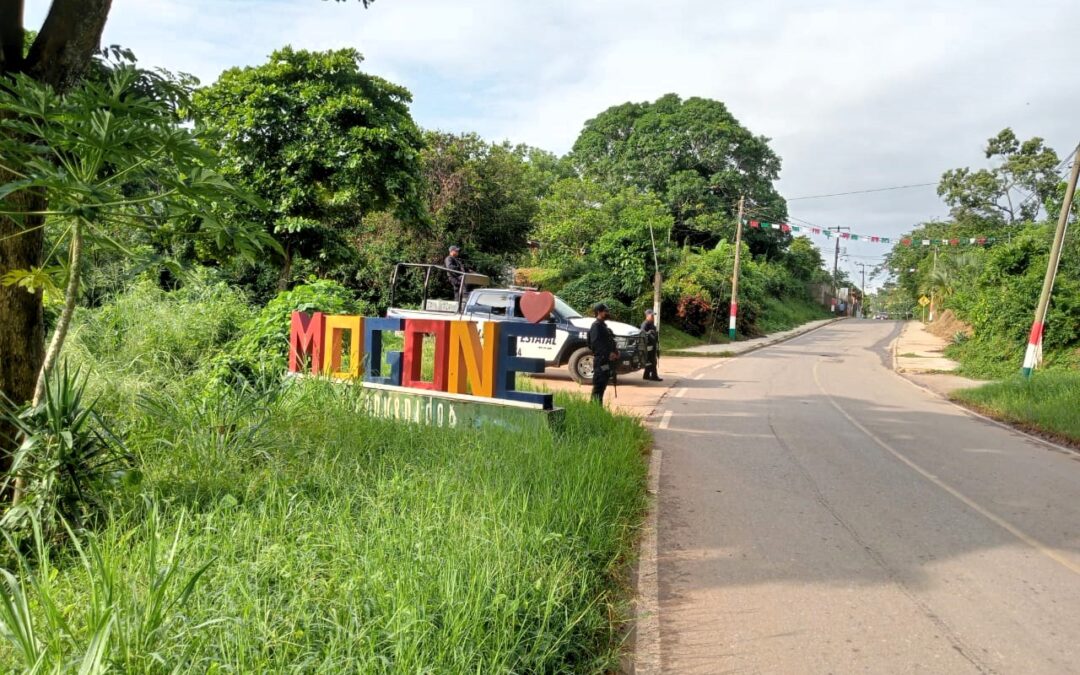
[0,281,648,671]
[659,325,710,351]
[3,8,841,668]
[952,372,1080,444]
[884,128,1080,378]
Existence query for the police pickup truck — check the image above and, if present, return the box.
[386,263,646,384]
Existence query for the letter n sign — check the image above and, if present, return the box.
[289,312,325,375]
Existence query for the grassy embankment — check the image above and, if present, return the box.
[660,296,829,353]
[951,371,1080,445]
[0,282,650,672]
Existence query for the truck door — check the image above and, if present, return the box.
[509,295,562,364]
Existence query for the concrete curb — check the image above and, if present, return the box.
[667,317,846,358]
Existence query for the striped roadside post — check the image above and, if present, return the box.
[1021,323,1043,378]
[1022,145,1080,377]
[730,196,745,340]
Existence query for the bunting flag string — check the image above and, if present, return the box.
[744,220,997,247]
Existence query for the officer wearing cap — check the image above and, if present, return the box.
[641,308,662,381]
[588,303,619,403]
[445,245,465,297]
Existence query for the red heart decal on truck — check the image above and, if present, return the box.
[520,291,555,324]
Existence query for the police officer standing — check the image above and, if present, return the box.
[445,245,465,298]
[588,303,619,404]
[640,308,662,381]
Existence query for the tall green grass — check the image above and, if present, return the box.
[755,296,830,335]
[1,280,650,671]
[951,371,1080,444]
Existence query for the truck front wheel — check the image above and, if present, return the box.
[568,347,595,385]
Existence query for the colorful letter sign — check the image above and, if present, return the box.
[289,312,555,410]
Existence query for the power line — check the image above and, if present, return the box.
[785,182,938,201]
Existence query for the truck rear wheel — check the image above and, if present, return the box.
[568,347,594,385]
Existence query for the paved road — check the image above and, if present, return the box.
[653,320,1080,674]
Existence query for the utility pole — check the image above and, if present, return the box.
[729,196,745,339]
[828,227,851,313]
[1022,145,1080,377]
[647,222,662,332]
[855,262,869,318]
[929,245,938,322]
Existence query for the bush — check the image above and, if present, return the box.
[558,273,626,320]
[73,275,253,377]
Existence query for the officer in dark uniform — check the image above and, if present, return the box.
[588,303,619,404]
[640,308,662,381]
[444,245,465,298]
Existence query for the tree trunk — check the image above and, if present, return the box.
[0,188,45,463]
[277,242,292,291]
[0,0,112,477]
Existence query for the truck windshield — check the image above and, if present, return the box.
[553,296,582,319]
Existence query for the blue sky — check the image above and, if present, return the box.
[24,0,1080,287]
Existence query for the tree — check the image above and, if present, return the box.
[419,132,540,272]
[569,94,787,255]
[938,128,1061,225]
[0,67,273,405]
[1,1,113,419]
[534,179,673,314]
[784,236,830,283]
[192,47,425,290]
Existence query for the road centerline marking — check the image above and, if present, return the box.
[812,360,1080,577]
[674,388,687,398]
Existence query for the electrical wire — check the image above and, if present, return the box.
[784,182,938,201]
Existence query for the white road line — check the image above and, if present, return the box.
[812,360,1080,577]
[674,388,687,398]
[693,373,705,380]
[658,410,673,429]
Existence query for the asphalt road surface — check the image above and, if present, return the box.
[653,320,1080,674]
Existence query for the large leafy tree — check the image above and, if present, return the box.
[569,94,787,256]
[419,131,542,272]
[327,132,551,306]
[938,128,1061,225]
[192,47,425,289]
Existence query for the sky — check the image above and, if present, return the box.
[25,0,1080,289]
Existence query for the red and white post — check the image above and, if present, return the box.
[730,196,745,340]
[1022,146,1079,377]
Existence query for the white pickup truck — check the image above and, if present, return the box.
[385,263,646,384]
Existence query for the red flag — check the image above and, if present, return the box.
[781,224,791,232]
[749,220,760,228]
[840,232,850,239]
[870,236,880,242]
[901,238,912,246]
[949,238,959,246]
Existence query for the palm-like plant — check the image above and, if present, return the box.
[0,364,130,540]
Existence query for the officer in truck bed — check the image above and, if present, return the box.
[588,303,619,404]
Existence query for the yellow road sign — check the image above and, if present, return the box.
[918,295,931,307]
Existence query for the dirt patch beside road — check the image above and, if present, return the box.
[530,355,720,418]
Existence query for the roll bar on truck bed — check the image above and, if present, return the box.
[388,262,491,313]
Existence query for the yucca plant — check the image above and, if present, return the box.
[0,364,131,542]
